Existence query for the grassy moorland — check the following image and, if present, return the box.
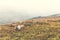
[0,17,60,40]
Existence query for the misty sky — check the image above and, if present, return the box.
[0,0,60,24]
[0,0,60,17]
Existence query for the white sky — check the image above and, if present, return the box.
[0,0,60,16]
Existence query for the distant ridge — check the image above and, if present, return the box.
[32,16,41,19]
[30,14,60,20]
[49,14,60,17]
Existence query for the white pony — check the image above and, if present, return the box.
[16,25,24,30]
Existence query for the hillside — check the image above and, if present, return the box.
[0,16,60,40]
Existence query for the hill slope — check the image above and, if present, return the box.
[0,15,60,40]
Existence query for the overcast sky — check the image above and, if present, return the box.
[0,0,60,17]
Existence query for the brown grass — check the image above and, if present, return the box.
[0,17,60,40]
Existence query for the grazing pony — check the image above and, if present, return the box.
[16,25,24,31]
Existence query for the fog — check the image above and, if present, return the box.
[0,0,60,24]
